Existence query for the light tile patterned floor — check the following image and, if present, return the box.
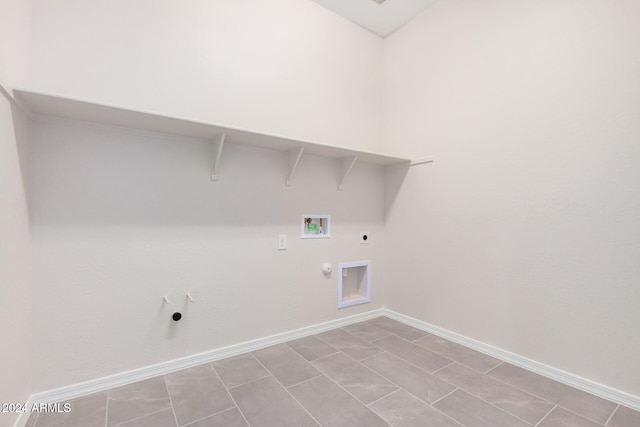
[25,317,640,427]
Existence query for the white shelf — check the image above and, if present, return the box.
[13,89,411,187]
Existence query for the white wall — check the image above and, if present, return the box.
[31,117,386,391]
[0,1,32,426]
[31,0,383,152]
[0,95,32,427]
[0,0,31,87]
[383,0,640,395]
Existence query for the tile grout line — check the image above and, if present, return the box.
[109,407,174,427]
[409,333,504,374]
[368,343,455,376]
[443,386,539,426]
[484,367,613,425]
[315,326,386,357]
[160,376,180,427]
[431,360,457,375]
[302,350,341,363]
[224,373,273,391]
[483,361,504,375]
[248,353,323,427]
[534,404,557,426]
[298,367,393,427]
[428,362,558,426]
[307,352,401,408]
[339,323,392,342]
[604,405,619,426]
[358,325,547,425]
[429,387,460,406]
[364,388,402,407]
[283,373,325,390]
[283,338,340,362]
[208,361,252,427]
[103,390,110,427]
[181,407,240,427]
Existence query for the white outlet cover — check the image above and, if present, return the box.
[360,231,370,244]
[278,234,287,250]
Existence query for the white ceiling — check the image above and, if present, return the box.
[312,0,439,38]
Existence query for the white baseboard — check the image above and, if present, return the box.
[14,309,383,427]
[15,306,639,427]
[383,309,640,412]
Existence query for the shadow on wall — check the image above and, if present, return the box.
[30,118,386,228]
[384,162,410,221]
[12,102,31,214]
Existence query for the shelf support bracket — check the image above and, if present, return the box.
[338,155,359,191]
[211,133,225,181]
[286,147,305,187]
[409,157,434,166]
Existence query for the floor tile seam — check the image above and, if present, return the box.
[430,386,460,406]
[364,388,403,407]
[373,345,455,376]
[410,333,503,367]
[161,375,180,427]
[104,385,172,427]
[414,337,505,374]
[603,405,620,426]
[283,340,339,362]
[323,324,385,350]
[310,331,336,348]
[444,385,541,426]
[357,348,389,363]
[304,350,341,363]
[223,373,274,391]
[485,368,614,425]
[418,386,474,426]
[297,370,393,427]
[104,388,112,426]
[431,361,559,410]
[371,333,455,364]
[546,403,609,426]
[431,360,457,375]
[308,358,402,406]
[483,361,504,374]
[248,353,323,427]
[360,355,457,408]
[335,348,417,394]
[108,407,174,427]
[284,373,326,390]
[362,383,463,427]
[369,331,461,371]
[180,407,239,427]
[104,389,110,427]
[249,347,324,388]
[210,361,252,427]
[349,332,393,343]
[339,324,392,342]
[480,360,504,373]
[533,404,557,427]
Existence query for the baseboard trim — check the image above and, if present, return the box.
[15,309,383,427]
[383,309,640,411]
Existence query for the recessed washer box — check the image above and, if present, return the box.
[338,260,371,308]
[301,215,330,238]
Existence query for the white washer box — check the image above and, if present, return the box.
[338,260,371,308]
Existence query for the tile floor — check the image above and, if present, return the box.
[25,316,640,427]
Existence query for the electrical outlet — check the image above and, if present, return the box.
[278,234,287,250]
[360,231,370,244]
